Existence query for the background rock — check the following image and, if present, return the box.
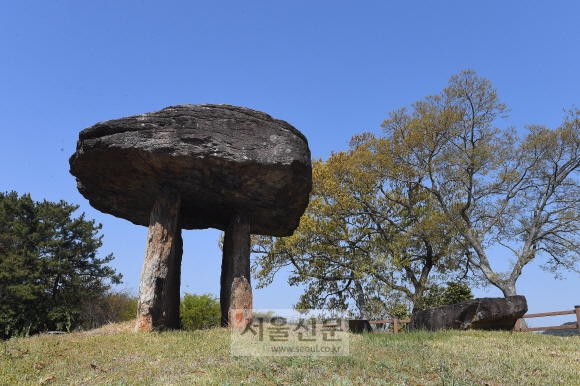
[409,296,528,331]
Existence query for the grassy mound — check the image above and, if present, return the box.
[1,322,579,385]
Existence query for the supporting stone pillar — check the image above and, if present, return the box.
[135,187,182,331]
[220,211,253,329]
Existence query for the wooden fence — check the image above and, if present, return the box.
[369,319,411,333]
[514,305,580,334]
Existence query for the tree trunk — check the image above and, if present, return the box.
[220,212,253,329]
[353,278,367,319]
[135,187,182,331]
[499,281,517,297]
[464,236,518,297]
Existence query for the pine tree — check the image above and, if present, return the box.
[0,191,121,338]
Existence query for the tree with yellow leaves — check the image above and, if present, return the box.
[381,69,580,297]
[252,134,470,317]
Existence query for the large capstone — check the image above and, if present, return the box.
[409,296,528,331]
[69,104,312,236]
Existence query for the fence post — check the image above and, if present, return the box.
[514,319,520,332]
[575,305,580,335]
[394,318,399,334]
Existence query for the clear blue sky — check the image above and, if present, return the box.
[2,1,579,325]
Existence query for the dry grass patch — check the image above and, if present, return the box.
[1,323,579,385]
[76,320,135,337]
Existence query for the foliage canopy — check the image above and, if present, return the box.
[252,137,471,317]
[253,69,580,312]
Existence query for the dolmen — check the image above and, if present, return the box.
[409,296,528,331]
[69,104,312,331]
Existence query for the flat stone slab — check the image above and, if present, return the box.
[409,296,528,331]
[69,104,312,236]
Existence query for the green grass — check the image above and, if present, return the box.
[1,321,580,385]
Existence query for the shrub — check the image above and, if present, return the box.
[180,293,221,330]
[79,289,138,330]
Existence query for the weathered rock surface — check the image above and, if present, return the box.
[409,296,528,331]
[348,319,372,333]
[135,187,182,331]
[69,104,312,236]
[220,212,253,328]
